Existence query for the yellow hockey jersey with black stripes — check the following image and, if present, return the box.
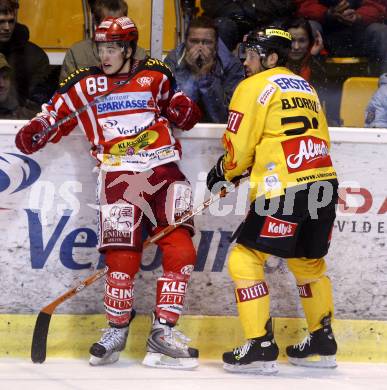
[222,66,337,201]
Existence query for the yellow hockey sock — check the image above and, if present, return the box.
[297,275,334,332]
[235,280,270,339]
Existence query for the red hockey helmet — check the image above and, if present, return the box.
[94,16,138,45]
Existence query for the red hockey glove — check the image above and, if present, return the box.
[15,117,51,155]
[166,91,202,130]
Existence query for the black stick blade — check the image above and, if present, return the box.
[31,312,52,363]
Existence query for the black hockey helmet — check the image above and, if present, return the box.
[240,26,292,66]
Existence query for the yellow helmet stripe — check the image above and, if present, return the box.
[265,29,292,41]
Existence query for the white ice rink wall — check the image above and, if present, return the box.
[0,121,386,361]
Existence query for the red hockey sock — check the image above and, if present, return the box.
[155,272,190,325]
[104,250,141,326]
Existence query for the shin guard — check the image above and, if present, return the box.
[155,272,189,324]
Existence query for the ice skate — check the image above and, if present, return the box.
[89,310,136,366]
[222,318,279,375]
[142,313,199,370]
[286,314,338,368]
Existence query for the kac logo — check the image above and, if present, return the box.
[0,153,41,194]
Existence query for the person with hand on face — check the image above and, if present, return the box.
[183,22,216,77]
[207,26,339,375]
[286,17,328,103]
[15,16,202,369]
[164,16,244,123]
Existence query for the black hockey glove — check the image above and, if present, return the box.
[207,155,228,192]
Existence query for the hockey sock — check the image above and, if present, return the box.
[104,270,135,326]
[155,272,190,324]
[104,250,141,326]
[235,280,271,339]
[227,244,271,339]
[297,275,334,332]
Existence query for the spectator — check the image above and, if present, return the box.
[287,17,329,105]
[287,18,326,80]
[201,0,296,51]
[164,16,244,123]
[295,0,387,73]
[0,53,40,119]
[60,0,147,81]
[365,73,387,127]
[0,0,51,105]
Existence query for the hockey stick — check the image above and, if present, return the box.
[31,175,247,363]
[32,62,145,143]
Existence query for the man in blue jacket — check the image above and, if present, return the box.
[365,73,387,128]
[164,16,244,123]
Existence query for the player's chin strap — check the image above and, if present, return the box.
[260,53,274,71]
[110,57,130,76]
[261,60,270,71]
[111,48,132,76]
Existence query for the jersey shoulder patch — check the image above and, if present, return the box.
[142,57,174,80]
[58,66,102,93]
[257,82,277,106]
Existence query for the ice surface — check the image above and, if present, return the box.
[0,359,386,390]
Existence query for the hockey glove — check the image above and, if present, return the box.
[207,155,228,192]
[15,117,52,155]
[166,91,202,130]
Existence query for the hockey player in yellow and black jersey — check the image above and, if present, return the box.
[207,26,339,374]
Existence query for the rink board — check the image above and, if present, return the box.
[1,314,387,362]
[0,121,387,361]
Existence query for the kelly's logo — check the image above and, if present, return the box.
[260,216,298,238]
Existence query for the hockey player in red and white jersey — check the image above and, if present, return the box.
[15,16,202,369]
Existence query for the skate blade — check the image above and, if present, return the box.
[288,354,337,368]
[142,352,199,370]
[89,351,120,366]
[223,360,278,375]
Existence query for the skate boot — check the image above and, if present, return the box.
[222,318,279,375]
[89,309,136,366]
[286,314,337,368]
[142,313,199,369]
